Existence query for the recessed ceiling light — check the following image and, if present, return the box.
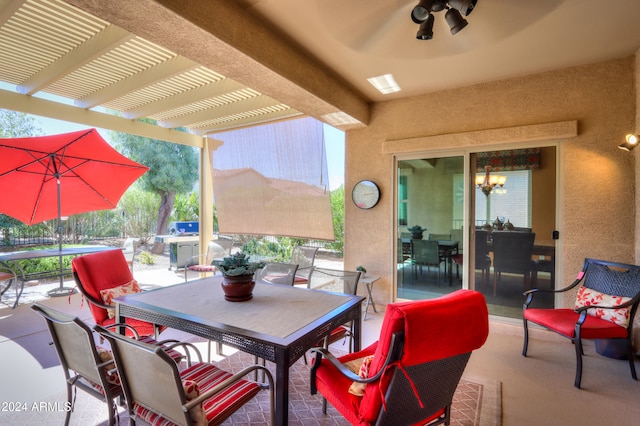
[322,111,362,126]
[367,74,401,94]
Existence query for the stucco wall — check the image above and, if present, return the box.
[635,49,640,262]
[345,57,637,310]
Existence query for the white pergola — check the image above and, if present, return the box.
[0,0,309,249]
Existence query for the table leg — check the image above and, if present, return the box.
[353,304,362,353]
[363,282,377,320]
[274,349,289,426]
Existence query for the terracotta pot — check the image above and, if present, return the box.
[220,274,255,302]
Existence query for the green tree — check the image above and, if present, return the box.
[0,109,43,242]
[111,123,198,236]
[327,185,345,256]
[0,108,42,138]
[118,188,160,243]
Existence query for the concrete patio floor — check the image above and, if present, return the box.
[2,260,639,425]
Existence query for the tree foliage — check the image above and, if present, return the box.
[326,185,345,255]
[110,123,198,235]
[0,109,44,237]
[0,108,43,138]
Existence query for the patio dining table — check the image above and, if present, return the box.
[115,276,364,426]
[0,245,118,308]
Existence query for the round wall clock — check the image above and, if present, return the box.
[352,180,380,209]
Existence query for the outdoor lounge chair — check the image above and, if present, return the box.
[30,303,191,426]
[290,245,319,286]
[0,266,18,308]
[310,289,489,424]
[30,303,124,426]
[523,258,640,388]
[96,325,275,426]
[184,240,229,282]
[72,249,163,338]
[306,267,361,362]
[256,262,299,286]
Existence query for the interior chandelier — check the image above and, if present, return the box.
[476,166,506,196]
[411,0,478,40]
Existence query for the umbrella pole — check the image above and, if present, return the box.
[47,176,76,297]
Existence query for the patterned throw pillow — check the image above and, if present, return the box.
[183,379,206,426]
[345,355,374,396]
[99,280,142,319]
[574,286,632,327]
[95,346,120,386]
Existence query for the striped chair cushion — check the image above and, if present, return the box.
[187,265,216,273]
[134,363,261,426]
[88,339,183,392]
[138,336,184,364]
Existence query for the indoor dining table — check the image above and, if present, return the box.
[115,276,364,426]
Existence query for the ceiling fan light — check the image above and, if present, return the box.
[411,1,434,24]
[445,8,468,35]
[447,0,478,16]
[416,14,434,40]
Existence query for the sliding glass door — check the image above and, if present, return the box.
[396,155,464,300]
[472,147,556,318]
[395,146,557,319]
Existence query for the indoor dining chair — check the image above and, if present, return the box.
[410,239,444,282]
[491,231,535,296]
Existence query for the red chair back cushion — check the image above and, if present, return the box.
[360,289,489,423]
[72,249,133,325]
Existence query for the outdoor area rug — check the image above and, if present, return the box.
[2,347,502,426]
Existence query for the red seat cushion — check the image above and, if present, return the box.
[524,308,628,339]
[314,343,378,425]
[187,265,216,273]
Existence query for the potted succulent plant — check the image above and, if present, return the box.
[213,252,265,302]
[356,265,367,278]
[408,225,426,240]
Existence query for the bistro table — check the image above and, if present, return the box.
[0,245,118,308]
[359,274,381,320]
[115,276,364,426]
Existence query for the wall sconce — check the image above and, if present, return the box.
[618,134,639,151]
[476,165,506,196]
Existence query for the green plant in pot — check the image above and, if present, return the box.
[213,252,266,302]
[356,265,367,278]
[408,225,426,240]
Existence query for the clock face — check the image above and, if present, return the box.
[352,180,380,209]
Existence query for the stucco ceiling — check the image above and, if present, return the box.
[234,0,640,102]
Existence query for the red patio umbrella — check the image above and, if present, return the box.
[0,128,148,295]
